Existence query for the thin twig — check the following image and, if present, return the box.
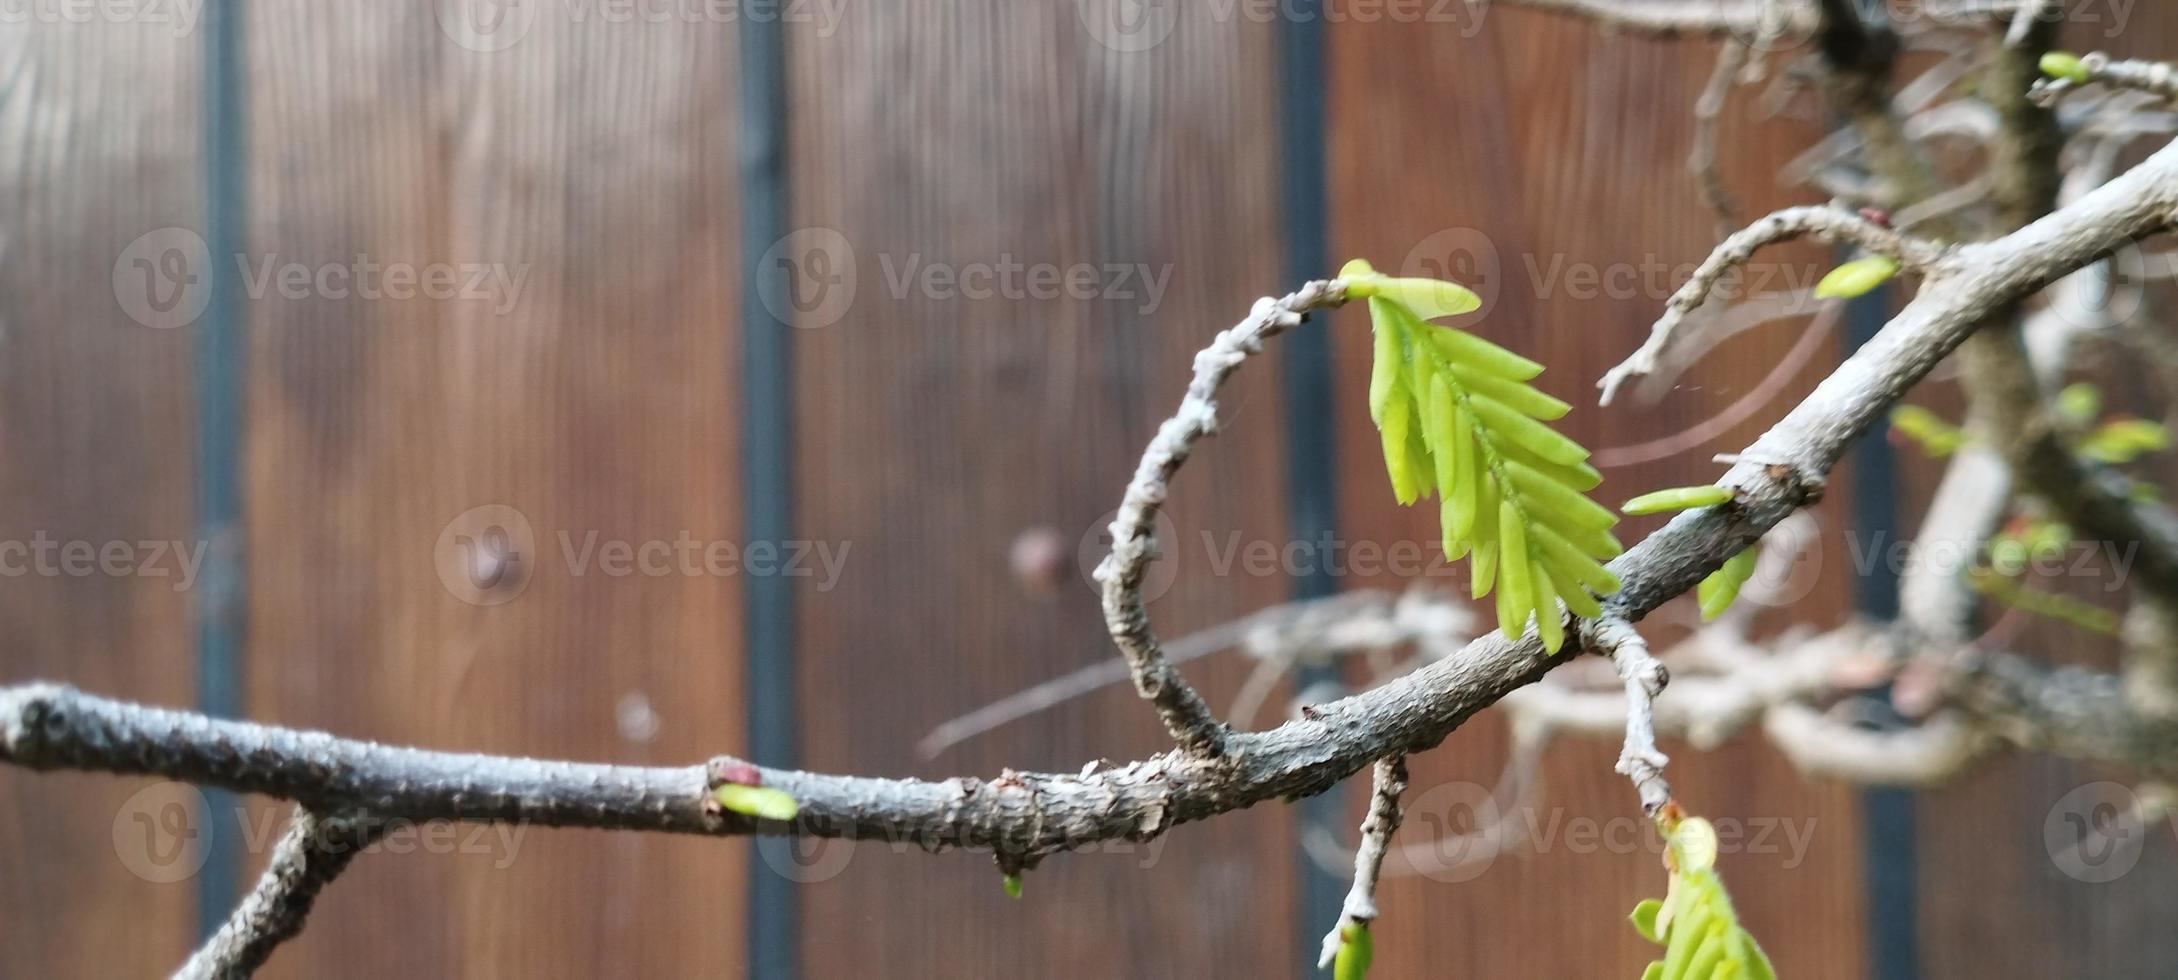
[1095,279,1348,756]
[174,807,382,980]
[1316,756,1409,970]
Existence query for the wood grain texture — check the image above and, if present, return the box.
[238,5,745,976]
[1912,11,2178,976]
[786,3,1299,975]
[1326,10,1869,977]
[0,15,204,976]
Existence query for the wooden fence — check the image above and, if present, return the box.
[1,2,2173,976]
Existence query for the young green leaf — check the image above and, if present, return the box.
[1814,255,1901,299]
[1002,874,1023,899]
[714,784,799,822]
[2079,418,2171,464]
[1333,923,1373,980]
[1889,405,1967,458]
[1697,545,1760,621]
[2040,50,2091,83]
[1621,484,1732,516]
[1345,258,1622,651]
[1637,816,1777,980]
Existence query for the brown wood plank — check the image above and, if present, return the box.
[0,17,204,976]
[239,7,746,976]
[1914,13,2178,977]
[787,3,1298,975]
[1326,10,1868,977]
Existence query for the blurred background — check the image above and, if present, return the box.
[3,0,2177,976]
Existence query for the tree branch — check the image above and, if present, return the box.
[174,807,381,980]
[1316,756,1408,970]
[1095,280,1348,756]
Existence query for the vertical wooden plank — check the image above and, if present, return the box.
[788,3,1297,975]
[1327,11,1868,976]
[1915,13,2178,976]
[0,13,203,976]
[239,6,745,976]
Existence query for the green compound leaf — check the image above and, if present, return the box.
[714,784,799,822]
[2040,50,2091,83]
[1344,258,1621,651]
[1889,405,1967,459]
[1622,485,1733,516]
[1637,816,1777,980]
[1698,545,1760,622]
[1333,922,1374,980]
[1814,255,1901,300]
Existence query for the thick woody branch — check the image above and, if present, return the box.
[1316,756,1408,970]
[1095,280,1348,756]
[175,807,381,980]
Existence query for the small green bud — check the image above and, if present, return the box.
[1002,874,1023,899]
[713,784,799,822]
[1333,923,1373,979]
[2040,51,2091,83]
[1814,255,1901,300]
[1621,485,1732,516]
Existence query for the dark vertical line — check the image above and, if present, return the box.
[1277,4,1345,971]
[1841,274,1919,980]
[737,12,798,980]
[194,0,249,941]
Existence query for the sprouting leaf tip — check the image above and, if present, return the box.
[2039,51,2090,83]
[713,784,799,822]
[1621,485,1732,516]
[1814,255,1901,300]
